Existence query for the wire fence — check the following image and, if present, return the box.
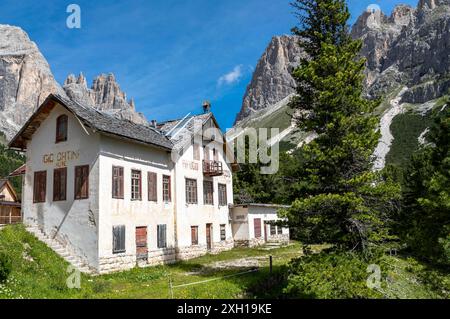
[166,251,299,298]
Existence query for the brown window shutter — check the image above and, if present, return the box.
[254,218,262,238]
[75,165,89,199]
[148,172,157,201]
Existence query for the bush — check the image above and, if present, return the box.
[283,251,383,299]
[0,252,12,283]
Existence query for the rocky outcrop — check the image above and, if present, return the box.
[234,35,304,124]
[0,24,149,141]
[63,73,147,125]
[0,25,65,140]
[359,1,450,102]
[234,0,450,123]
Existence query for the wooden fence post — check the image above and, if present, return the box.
[269,255,273,274]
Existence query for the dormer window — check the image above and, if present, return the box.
[56,115,68,143]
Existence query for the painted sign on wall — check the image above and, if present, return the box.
[43,150,80,168]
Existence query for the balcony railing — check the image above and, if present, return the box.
[203,160,223,177]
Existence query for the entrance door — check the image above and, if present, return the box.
[135,226,148,261]
[206,223,213,250]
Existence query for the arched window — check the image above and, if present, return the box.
[56,115,68,143]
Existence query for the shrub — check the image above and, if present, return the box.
[283,251,383,299]
[0,252,12,283]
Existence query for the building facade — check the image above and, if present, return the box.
[231,204,290,247]
[9,94,237,273]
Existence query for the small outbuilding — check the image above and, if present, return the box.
[0,179,21,225]
[230,203,290,247]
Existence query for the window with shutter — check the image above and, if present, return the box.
[148,172,157,202]
[203,181,213,205]
[56,115,68,143]
[75,165,89,199]
[163,175,171,202]
[270,224,276,236]
[157,224,167,248]
[112,166,124,199]
[191,226,198,245]
[277,225,282,235]
[131,170,142,200]
[53,167,67,201]
[220,224,226,241]
[185,178,198,204]
[113,225,126,254]
[33,171,47,203]
[254,218,262,238]
[218,183,227,206]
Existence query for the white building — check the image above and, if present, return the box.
[9,94,239,274]
[231,204,290,247]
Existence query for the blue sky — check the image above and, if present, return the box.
[0,0,418,129]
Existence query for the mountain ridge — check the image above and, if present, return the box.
[0,24,148,141]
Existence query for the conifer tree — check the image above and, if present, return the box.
[280,0,400,252]
[399,105,449,265]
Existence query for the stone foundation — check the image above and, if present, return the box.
[98,241,234,274]
[177,240,234,260]
[234,235,290,248]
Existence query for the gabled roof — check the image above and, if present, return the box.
[8,164,26,177]
[158,112,214,145]
[8,94,173,151]
[158,112,239,171]
[0,179,18,202]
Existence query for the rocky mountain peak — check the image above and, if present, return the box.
[389,5,415,26]
[0,24,64,140]
[234,0,450,124]
[63,72,148,125]
[234,35,304,124]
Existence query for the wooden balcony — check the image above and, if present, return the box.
[203,160,223,177]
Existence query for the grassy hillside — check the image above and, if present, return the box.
[386,97,448,168]
[0,225,448,299]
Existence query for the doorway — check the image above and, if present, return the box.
[135,226,148,261]
[206,223,213,251]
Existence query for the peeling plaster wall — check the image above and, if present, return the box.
[97,135,175,272]
[173,131,234,253]
[23,103,101,268]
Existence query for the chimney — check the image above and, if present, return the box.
[150,120,157,128]
[202,100,211,113]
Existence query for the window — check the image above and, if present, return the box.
[148,172,157,202]
[33,171,47,203]
[56,114,68,143]
[270,224,276,236]
[131,170,142,200]
[53,167,67,201]
[112,166,124,199]
[113,225,126,254]
[220,224,226,241]
[74,165,89,199]
[191,226,198,245]
[213,148,219,161]
[193,144,200,161]
[218,184,227,206]
[157,224,167,248]
[163,175,171,202]
[203,181,214,205]
[254,218,262,238]
[185,178,198,204]
[277,225,282,235]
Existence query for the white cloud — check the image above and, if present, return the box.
[218,65,243,86]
